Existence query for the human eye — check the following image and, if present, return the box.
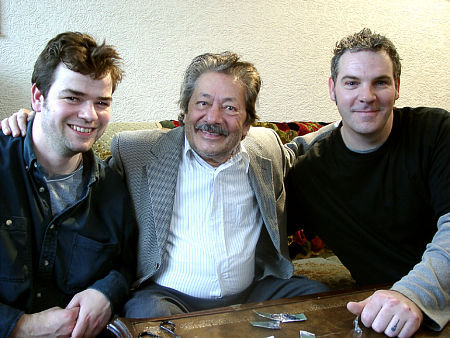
[196,101,209,109]
[344,80,358,87]
[224,105,236,112]
[222,103,240,115]
[96,100,111,107]
[375,80,389,87]
[64,96,79,103]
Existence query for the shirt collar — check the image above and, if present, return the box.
[183,135,250,172]
[23,117,38,169]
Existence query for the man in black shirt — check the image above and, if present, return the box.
[287,28,449,337]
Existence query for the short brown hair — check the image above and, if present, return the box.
[32,32,123,98]
[331,28,401,85]
[178,51,261,125]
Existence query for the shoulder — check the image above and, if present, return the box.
[246,126,279,138]
[244,126,282,150]
[292,128,340,175]
[396,106,449,126]
[111,127,182,154]
[395,107,450,143]
[113,128,171,144]
[0,132,21,146]
[0,133,24,160]
[92,154,130,191]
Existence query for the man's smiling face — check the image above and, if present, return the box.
[32,63,112,157]
[329,50,400,150]
[183,71,250,167]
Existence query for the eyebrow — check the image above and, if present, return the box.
[60,89,112,101]
[340,74,392,82]
[198,93,238,102]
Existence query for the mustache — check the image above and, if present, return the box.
[195,123,229,136]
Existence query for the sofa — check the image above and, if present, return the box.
[93,120,355,290]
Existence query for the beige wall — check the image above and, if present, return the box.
[1,0,449,122]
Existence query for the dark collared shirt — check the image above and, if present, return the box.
[0,119,137,336]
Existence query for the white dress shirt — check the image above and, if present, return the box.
[153,137,263,298]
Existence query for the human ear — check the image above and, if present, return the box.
[241,122,251,140]
[328,77,336,102]
[395,77,400,100]
[31,84,43,112]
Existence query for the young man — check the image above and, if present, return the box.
[0,32,136,337]
[287,28,449,337]
[108,52,331,318]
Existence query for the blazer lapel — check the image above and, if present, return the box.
[248,151,280,249]
[146,127,185,250]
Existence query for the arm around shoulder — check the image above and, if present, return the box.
[285,121,339,158]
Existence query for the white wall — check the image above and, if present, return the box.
[1,0,449,122]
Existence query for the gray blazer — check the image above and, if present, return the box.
[109,125,335,287]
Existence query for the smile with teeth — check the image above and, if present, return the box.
[70,124,94,133]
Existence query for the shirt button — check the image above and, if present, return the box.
[25,165,29,170]
[49,224,55,230]
[155,263,160,269]
[36,292,42,298]
[44,260,49,266]
[34,162,38,168]
[39,187,45,193]
[5,219,13,226]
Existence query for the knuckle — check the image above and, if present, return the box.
[371,322,384,333]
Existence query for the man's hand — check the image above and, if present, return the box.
[1,109,33,137]
[66,288,112,337]
[10,306,79,337]
[347,289,423,337]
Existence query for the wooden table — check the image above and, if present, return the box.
[107,287,447,337]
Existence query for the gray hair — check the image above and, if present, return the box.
[178,51,261,125]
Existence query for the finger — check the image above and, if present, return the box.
[17,111,29,137]
[359,298,383,328]
[66,293,80,309]
[1,118,11,135]
[347,299,367,315]
[384,317,404,337]
[71,310,88,338]
[67,306,80,316]
[8,114,21,137]
[398,317,421,338]
[26,109,35,121]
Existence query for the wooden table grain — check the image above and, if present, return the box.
[107,287,447,337]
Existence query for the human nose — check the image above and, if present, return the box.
[78,101,98,121]
[358,84,376,103]
[205,102,223,123]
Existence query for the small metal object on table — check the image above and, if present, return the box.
[107,286,447,337]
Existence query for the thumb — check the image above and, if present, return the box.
[66,293,81,309]
[347,297,370,315]
[67,306,80,317]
